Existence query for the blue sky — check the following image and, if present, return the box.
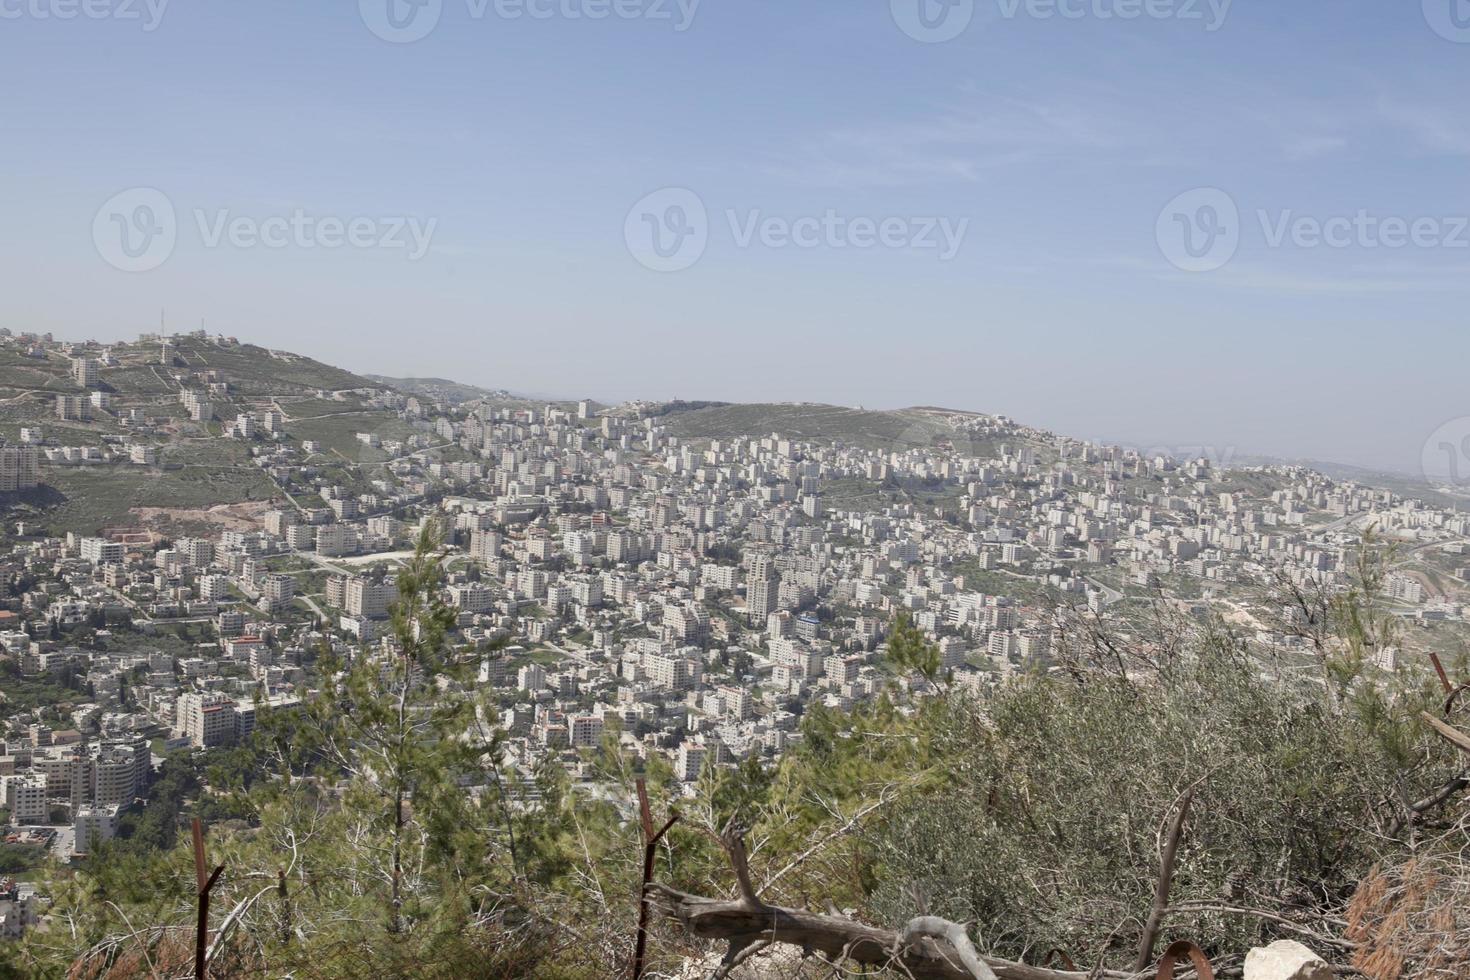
[1,0,1467,473]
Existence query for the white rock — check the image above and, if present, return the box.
[1243,940,1331,980]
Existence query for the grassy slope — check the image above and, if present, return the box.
[0,337,378,533]
[660,403,965,451]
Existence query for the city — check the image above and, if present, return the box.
[7,1,1470,977]
[2,329,1469,973]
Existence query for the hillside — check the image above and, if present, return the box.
[657,402,988,452]
[0,336,376,404]
[0,334,397,537]
[364,375,514,405]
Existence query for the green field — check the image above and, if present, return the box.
[660,403,978,451]
[290,411,425,460]
[23,452,278,534]
[170,339,371,395]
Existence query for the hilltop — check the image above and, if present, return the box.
[0,333,399,538]
[363,375,516,405]
[653,401,1000,453]
[0,332,1456,541]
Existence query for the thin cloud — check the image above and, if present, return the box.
[1375,97,1470,156]
[765,91,1134,188]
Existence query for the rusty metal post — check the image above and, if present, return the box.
[631,777,679,980]
[191,818,226,979]
[1154,940,1214,980]
[1040,949,1077,971]
[1430,652,1453,694]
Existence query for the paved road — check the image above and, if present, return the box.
[49,825,74,862]
[1084,576,1125,606]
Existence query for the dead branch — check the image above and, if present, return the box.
[648,824,1124,980]
[646,883,1124,980]
[898,916,998,980]
[1423,711,1470,756]
[1134,782,1199,971]
[758,790,894,899]
[720,819,763,910]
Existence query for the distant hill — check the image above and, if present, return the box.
[1231,454,1464,509]
[365,376,515,405]
[0,334,391,536]
[5,333,1451,538]
[0,335,378,405]
[657,402,988,452]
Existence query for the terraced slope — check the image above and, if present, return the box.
[658,402,971,452]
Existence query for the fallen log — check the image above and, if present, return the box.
[644,882,1128,980]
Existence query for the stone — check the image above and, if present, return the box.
[1243,940,1332,980]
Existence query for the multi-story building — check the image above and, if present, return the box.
[448,582,494,613]
[1,774,46,824]
[569,714,603,748]
[71,356,99,388]
[176,692,237,749]
[285,524,316,550]
[74,805,119,856]
[470,529,503,563]
[517,664,546,692]
[80,538,124,565]
[316,524,357,557]
[675,741,705,782]
[345,576,397,620]
[56,394,90,421]
[0,447,40,492]
[747,560,777,624]
[262,574,296,604]
[645,651,701,691]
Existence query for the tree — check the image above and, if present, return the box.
[297,519,493,937]
[886,610,940,683]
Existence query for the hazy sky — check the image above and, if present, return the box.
[2,0,1467,474]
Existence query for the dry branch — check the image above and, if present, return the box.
[1422,711,1470,756]
[899,916,998,980]
[645,882,1129,980]
[1134,783,1199,971]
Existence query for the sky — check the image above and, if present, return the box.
[1,0,1468,476]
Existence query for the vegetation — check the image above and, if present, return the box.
[660,402,983,452]
[0,845,47,877]
[6,539,1470,979]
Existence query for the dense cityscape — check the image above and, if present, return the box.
[3,329,1467,954]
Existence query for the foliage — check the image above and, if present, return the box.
[862,636,1459,964]
[12,530,1470,980]
[0,844,46,875]
[884,610,940,682]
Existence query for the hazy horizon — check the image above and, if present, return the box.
[4,1,1469,475]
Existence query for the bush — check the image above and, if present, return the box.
[860,636,1460,964]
